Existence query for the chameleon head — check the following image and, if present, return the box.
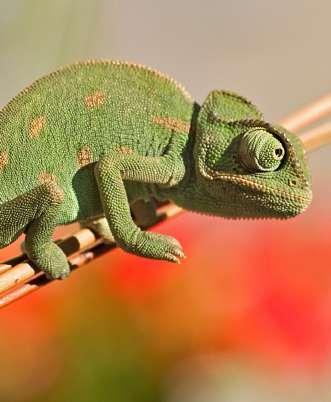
[192,90,312,219]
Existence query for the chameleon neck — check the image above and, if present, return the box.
[154,104,199,204]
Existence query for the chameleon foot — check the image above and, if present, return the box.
[125,230,186,263]
[25,242,70,280]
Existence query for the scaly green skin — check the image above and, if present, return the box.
[0,60,312,279]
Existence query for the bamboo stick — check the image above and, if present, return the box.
[299,121,331,152]
[0,263,36,294]
[0,228,111,298]
[280,93,331,132]
[0,264,12,275]
[0,203,182,308]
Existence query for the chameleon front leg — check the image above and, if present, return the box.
[0,182,70,279]
[80,200,161,243]
[94,150,185,263]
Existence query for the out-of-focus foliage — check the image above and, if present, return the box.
[0,1,331,401]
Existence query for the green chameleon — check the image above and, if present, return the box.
[0,60,312,279]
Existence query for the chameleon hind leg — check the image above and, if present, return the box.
[0,182,69,279]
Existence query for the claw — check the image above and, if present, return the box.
[167,237,182,248]
[173,248,185,259]
[165,253,181,264]
[44,267,70,280]
[128,231,186,264]
[59,270,71,280]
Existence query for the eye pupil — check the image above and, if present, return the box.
[274,148,284,158]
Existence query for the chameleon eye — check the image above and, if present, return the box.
[238,128,285,172]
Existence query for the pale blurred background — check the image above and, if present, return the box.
[0,1,331,401]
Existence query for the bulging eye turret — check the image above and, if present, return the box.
[238,128,285,172]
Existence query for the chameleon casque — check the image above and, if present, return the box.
[0,60,312,279]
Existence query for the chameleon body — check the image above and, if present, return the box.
[0,60,312,279]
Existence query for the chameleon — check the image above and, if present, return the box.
[0,59,312,279]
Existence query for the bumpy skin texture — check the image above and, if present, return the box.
[0,60,312,278]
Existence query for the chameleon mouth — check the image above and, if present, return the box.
[212,173,311,199]
[210,173,312,214]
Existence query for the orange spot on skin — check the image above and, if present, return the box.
[152,116,190,134]
[85,91,106,109]
[38,172,63,200]
[0,152,8,170]
[77,146,93,167]
[38,172,57,184]
[118,146,134,155]
[29,116,46,138]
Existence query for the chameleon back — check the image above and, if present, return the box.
[0,60,194,220]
